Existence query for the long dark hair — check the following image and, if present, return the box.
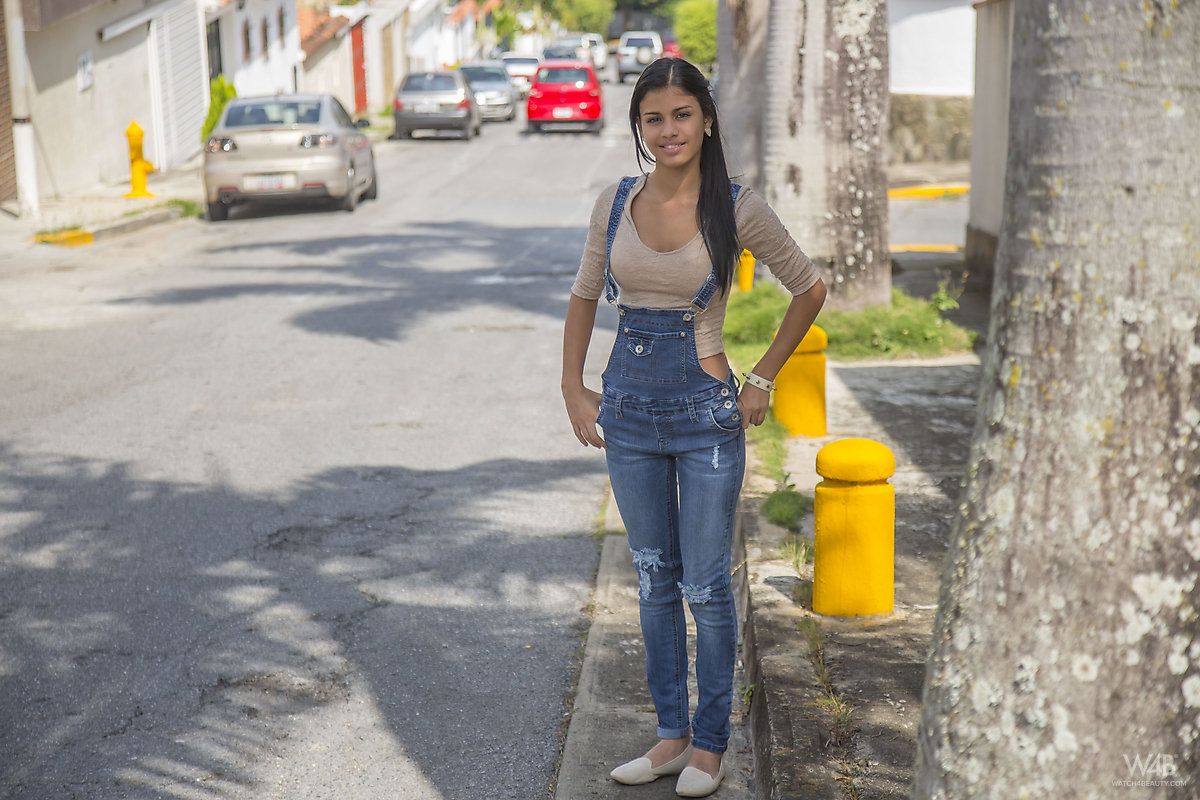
[629,57,741,296]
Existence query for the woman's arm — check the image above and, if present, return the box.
[734,279,827,428]
[561,293,606,448]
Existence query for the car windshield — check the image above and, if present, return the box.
[402,73,457,91]
[537,67,590,84]
[462,67,509,83]
[503,58,539,68]
[224,100,322,127]
[543,48,576,58]
[624,37,655,48]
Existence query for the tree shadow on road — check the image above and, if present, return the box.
[106,221,601,345]
[0,443,605,799]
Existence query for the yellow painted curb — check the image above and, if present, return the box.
[33,229,94,247]
[887,183,970,200]
[889,243,962,254]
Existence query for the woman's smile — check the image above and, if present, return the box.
[659,141,686,155]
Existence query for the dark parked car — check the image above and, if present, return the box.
[393,71,483,140]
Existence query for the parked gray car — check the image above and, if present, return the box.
[460,62,517,122]
[393,71,483,140]
[203,94,377,221]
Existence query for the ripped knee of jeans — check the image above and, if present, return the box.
[678,582,713,605]
[631,547,666,600]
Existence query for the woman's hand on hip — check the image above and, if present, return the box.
[738,384,770,428]
[564,385,606,448]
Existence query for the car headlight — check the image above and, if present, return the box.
[206,137,237,153]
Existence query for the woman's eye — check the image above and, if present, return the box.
[678,112,690,119]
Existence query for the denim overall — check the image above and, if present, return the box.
[596,176,746,755]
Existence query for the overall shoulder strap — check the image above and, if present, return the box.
[603,176,639,304]
[730,182,742,202]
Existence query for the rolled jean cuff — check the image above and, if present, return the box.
[657,724,691,740]
[691,738,726,755]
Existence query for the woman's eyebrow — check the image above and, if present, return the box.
[642,105,695,116]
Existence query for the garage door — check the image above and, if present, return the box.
[150,0,207,169]
[0,0,17,203]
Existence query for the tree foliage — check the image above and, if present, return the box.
[672,0,716,66]
[550,0,615,34]
[201,75,237,143]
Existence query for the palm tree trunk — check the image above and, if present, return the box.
[914,3,1200,795]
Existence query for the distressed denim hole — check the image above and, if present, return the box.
[678,582,713,605]
[631,547,666,599]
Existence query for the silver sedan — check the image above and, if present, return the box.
[203,94,377,221]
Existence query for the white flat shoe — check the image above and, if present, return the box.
[675,758,726,797]
[609,743,694,785]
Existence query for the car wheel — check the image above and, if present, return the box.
[207,202,228,222]
[506,110,516,121]
[392,129,409,140]
[364,169,378,201]
[474,122,483,136]
[462,124,473,141]
[591,120,603,136]
[527,121,540,134]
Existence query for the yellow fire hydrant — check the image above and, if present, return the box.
[736,249,755,292]
[773,323,827,437]
[124,121,156,199]
[812,438,895,617]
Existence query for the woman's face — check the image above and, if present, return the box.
[636,85,712,169]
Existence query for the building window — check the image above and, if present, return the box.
[278,7,285,45]
[261,18,269,58]
[243,19,251,61]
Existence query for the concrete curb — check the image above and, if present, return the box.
[33,206,187,248]
[554,484,755,800]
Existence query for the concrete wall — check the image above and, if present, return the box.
[212,0,301,96]
[715,0,769,190]
[888,0,975,96]
[299,33,355,112]
[24,0,156,197]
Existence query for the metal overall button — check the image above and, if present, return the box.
[720,387,730,396]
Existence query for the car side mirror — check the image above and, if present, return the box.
[354,118,370,128]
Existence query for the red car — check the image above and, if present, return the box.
[663,41,684,59]
[526,59,604,135]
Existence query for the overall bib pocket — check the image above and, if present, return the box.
[620,327,689,384]
[707,395,742,432]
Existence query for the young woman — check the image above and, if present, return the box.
[561,57,827,797]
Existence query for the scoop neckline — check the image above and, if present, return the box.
[624,176,704,256]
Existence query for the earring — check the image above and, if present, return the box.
[704,126,712,137]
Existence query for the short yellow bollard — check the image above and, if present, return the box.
[812,438,895,617]
[736,249,755,292]
[124,121,156,199]
[773,323,827,437]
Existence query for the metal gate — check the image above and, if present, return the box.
[0,0,17,203]
[149,0,206,169]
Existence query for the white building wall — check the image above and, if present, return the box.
[299,36,356,112]
[213,0,301,96]
[25,0,160,197]
[888,0,975,96]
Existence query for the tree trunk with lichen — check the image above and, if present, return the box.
[760,0,889,311]
[913,4,1200,797]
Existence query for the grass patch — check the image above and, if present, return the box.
[34,223,83,236]
[723,279,976,363]
[762,486,813,531]
[166,198,203,218]
[821,285,976,360]
[746,411,787,484]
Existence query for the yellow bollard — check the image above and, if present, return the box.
[773,323,827,436]
[736,249,755,292]
[124,121,156,199]
[812,438,895,617]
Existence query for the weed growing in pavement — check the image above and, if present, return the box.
[166,198,203,218]
[779,535,814,574]
[763,485,813,531]
[798,615,858,775]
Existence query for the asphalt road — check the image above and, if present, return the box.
[0,82,641,799]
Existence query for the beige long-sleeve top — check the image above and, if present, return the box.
[571,174,822,358]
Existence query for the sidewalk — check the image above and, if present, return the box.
[740,260,987,796]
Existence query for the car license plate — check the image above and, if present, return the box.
[553,107,573,118]
[415,102,438,114]
[243,174,296,192]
